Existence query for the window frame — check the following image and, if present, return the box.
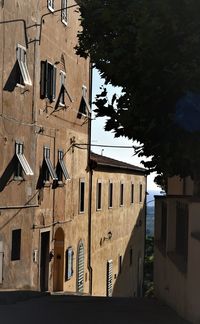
[43,146,57,183]
[96,180,102,211]
[16,44,32,86]
[48,0,55,12]
[61,0,68,25]
[14,142,33,180]
[56,149,70,183]
[59,70,66,106]
[79,178,85,214]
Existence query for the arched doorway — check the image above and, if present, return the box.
[77,241,84,293]
[53,228,64,292]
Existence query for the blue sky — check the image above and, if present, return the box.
[91,69,160,191]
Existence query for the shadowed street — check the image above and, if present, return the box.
[0,294,190,324]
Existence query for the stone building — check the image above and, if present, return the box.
[154,176,200,323]
[0,0,146,296]
[90,153,146,297]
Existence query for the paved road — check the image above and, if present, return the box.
[0,294,190,324]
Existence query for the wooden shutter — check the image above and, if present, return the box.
[65,247,73,281]
[107,260,113,297]
[52,66,57,101]
[77,242,84,293]
[40,60,48,98]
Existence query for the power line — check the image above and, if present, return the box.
[75,143,136,149]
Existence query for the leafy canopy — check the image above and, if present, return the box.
[76,0,200,185]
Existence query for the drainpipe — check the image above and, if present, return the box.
[87,62,93,295]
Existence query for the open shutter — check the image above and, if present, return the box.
[40,60,48,98]
[107,260,113,297]
[52,66,57,101]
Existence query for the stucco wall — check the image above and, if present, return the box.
[91,169,146,296]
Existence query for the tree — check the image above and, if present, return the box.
[76,0,200,188]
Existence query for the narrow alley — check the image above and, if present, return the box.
[0,293,190,324]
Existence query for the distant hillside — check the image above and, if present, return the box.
[146,190,165,237]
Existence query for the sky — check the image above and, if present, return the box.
[91,69,160,192]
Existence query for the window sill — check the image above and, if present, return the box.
[79,211,85,215]
[96,208,102,212]
[57,181,64,187]
[61,19,68,26]
[48,6,55,12]
[16,83,25,88]
[14,176,24,182]
[43,181,51,188]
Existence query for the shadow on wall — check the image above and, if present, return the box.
[3,61,20,92]
[112,207,145,297]
[0,156,18,192]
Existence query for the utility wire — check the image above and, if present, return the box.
[75,143,135,149]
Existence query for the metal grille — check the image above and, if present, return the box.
[77,242,84,293]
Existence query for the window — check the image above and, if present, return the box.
[59,71,66,106]
[108,181,113,208]
[160,201,167,248]
[16,44,32,86]
[61,0,68,25]
[79,179,85,213]
[131,183,134,204]
[176,202,188,259]
[77,85,91,118]
[65,247,73,280]
[120,182,124,206]
[118,255,122,274]
[43,146,57,182]
[129,248,133,266]
[56,149,70,182]
[139,184,143,203]
[40,61,56,102]
[11,229,21,261]
[15,142,33,179]
[97,181,102,210]
[48,0,55,11]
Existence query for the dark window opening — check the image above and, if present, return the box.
[109,182,113,208]
[79,180,85,213]
[131,183,134,204]
[11,229,21,261]
[120,183,124,206]
[97,182,102,210]
[139,184,143,203]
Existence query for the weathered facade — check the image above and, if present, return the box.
[0,0,90,293]
[154,176,200,323]
[0,0,146,297]
[90,153,146,297]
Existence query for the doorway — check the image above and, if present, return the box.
[53,228,64,291]
[77,241,84,293]
[40,231,50,292]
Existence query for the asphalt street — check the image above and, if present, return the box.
[0,294,191,324]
